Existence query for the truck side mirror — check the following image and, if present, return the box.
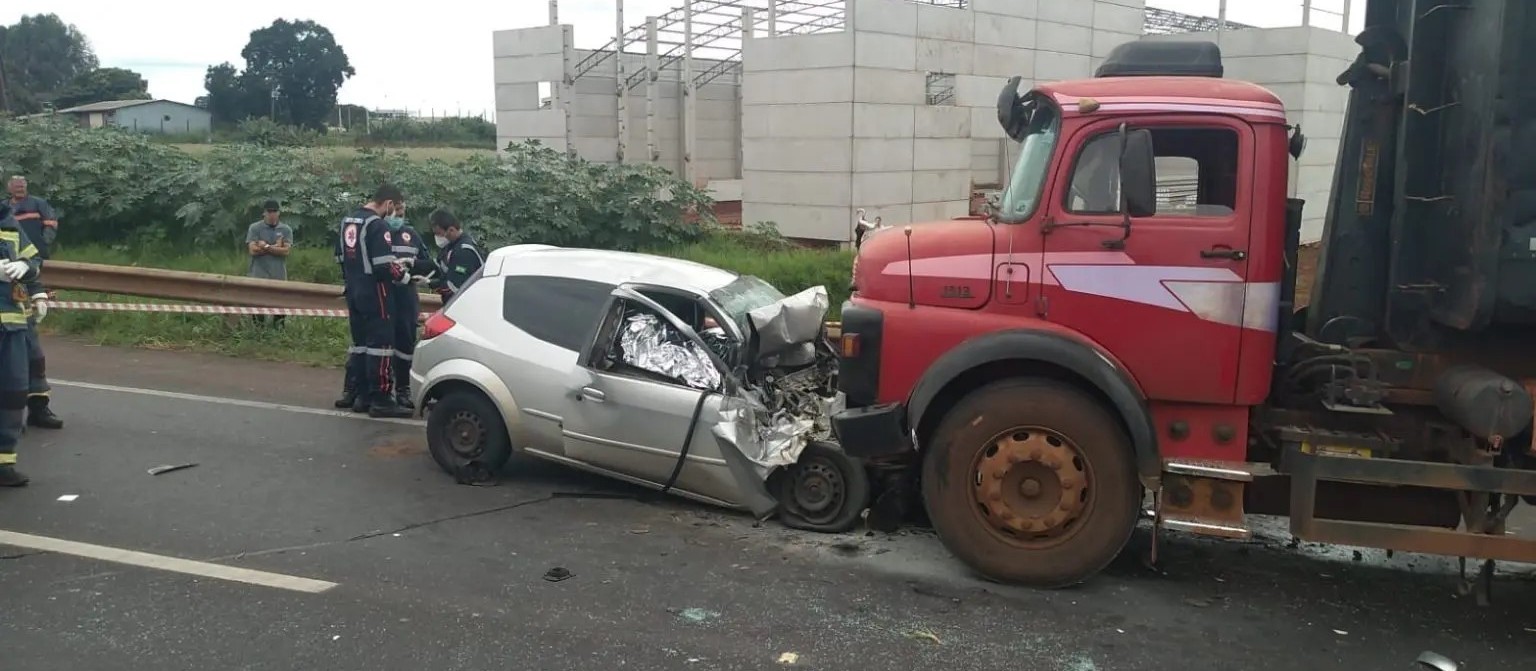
[1120,128,1157,218]
[996,76,1030,142]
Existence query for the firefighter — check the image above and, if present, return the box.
[385,205,436,410]
[427,208,484,301]
[7,176,61,429]
[0,201,42,486]
[336,184,412,419]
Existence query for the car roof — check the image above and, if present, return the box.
[486,245,742,295]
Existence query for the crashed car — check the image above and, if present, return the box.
[410,245,870,531]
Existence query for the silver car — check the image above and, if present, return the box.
[410,245,870,532]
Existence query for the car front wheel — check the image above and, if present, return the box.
[427,389,513,479]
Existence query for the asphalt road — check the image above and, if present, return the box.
[2,338,1534,670]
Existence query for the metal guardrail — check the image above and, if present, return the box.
[44,261,445,311]
[43,261,840,335]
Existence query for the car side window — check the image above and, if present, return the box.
[1065,127,1240,218]
[593,299,723,392]
[502,275,616,351]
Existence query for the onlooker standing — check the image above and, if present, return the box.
[246,199,294,327]
[7,176,62,430]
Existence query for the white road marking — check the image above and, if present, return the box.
[0,530,338,594]
[50,379,426,427]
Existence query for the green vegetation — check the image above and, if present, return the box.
[1,118,712,251]
[47,235,851,367]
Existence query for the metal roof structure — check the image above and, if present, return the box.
[567,1,1258,89]
[54,99,203,114]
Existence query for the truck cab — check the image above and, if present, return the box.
[834,34,1536,591]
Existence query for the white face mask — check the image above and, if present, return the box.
[434,235,449,248]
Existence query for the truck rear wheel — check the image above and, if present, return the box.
[921,379,1139,587]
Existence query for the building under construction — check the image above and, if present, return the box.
[494,0,1358,243]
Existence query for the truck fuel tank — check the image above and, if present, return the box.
[1433,365,1533,444]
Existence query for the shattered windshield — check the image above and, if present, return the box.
[998,99,1061,223]
[710,275,786,334]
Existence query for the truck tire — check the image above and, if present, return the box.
[921,378,1140,587]
[427,390,513,479]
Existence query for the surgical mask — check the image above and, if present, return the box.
[434,235,449,248]
[385,216,406,231]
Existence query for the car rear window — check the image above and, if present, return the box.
[502,275,616,351]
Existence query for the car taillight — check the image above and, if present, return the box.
[422,312,456,340]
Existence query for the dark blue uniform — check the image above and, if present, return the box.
[336,207,407,413]
[8,195,59,428]
[429,233,484,301]
[387,221,435,407]
[0,205,43,483]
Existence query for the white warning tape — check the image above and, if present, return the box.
[51,301,349,317]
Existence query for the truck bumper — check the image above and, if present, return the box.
[832,403,913,459]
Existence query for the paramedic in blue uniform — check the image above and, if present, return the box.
[0,200,44,486]
[335,185,412,418]
[385,205,436,410]
[427,209,484,301]
[7,176,61,430]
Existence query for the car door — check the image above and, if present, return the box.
[1039,117,1257,404]
[561,287,746,506]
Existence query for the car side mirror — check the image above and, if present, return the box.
[1120,127,1157,218]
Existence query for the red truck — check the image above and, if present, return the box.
[830,1,1536,597]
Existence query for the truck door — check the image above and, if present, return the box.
[1039,117,1255,404]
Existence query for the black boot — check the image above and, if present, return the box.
[352,391,370,414]
[395,369,414,411]
[26,396,62,430]
[334,376,358,409]
[368,396,412,419]
[0,465,30,487]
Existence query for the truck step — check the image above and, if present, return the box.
[1155,459,1273,541]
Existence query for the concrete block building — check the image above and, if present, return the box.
[493,1,1359,244]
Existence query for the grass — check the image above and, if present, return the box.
[170,143,494,163]
[44,236,851,367]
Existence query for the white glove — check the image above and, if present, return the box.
[411,275,431,286]
[30,294,48,323]
[1,260,29,281]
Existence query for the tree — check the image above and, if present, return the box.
[52,67,150,108]
[203,62,255,125]
[0,14,98,113]
[203,19,354,129]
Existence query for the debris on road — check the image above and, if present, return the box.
[905,628,942,645]
[543,567,574,583]
[56,494,78,502]
[147,463,199,476]
[777,652,799,665]
[673,608,720,624]
[1333,629,1349,636]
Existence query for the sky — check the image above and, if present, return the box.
[2,0,1362,120]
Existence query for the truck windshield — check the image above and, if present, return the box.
[997,100,1061,223]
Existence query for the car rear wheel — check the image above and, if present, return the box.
[921,378,1139,588]
[776,441,871,533]
[427,389,513,478]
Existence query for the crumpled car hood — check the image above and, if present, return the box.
[746,286,830,368]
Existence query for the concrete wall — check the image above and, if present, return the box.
[742,0,1146,242]
[567,50,741,183]
[492,26,742,185]
[109,101,212,135]
[1147,26,1358,243]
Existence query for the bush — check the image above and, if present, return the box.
[359,117,494,149]
[1,119,712,253]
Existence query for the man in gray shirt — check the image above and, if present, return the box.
[246,200,293,327]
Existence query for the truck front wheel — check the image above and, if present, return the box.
[921,379,1140,587]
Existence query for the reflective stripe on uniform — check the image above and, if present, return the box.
[390,246,417,255]
[0,313,29,325]
[357,215,381,275]
[363,347,395,357]
[0,453,15,464]
[393,351,413,361]
[17,244,36,259]
[346,346,365,354]
[371,255,398,266]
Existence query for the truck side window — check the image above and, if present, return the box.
[1065,127,1239,218]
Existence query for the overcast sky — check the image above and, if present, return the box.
[3,0,1361,119]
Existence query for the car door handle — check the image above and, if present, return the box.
[1200,247,1247,261]
[578,387,606,403]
